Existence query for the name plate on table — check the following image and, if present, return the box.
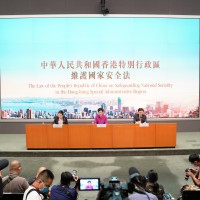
[139,123,149,127]
[53,124,63,128]
[96,124,107,128]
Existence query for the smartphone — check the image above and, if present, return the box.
[78,178,100,191]
[72,170,77,177]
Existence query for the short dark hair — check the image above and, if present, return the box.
[37,169,54,182]
[138,108,144,112]
[60,171,74,185]
[98,108,104,112]
[140,176,147,189]
[130,175,147,194]
[58,110,64,115]
[189,153,200,163]
[147,170,158,183]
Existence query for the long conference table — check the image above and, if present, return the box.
[26,123,176,149]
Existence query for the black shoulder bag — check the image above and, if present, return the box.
[2,175,17,188]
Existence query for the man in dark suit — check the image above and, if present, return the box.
[53,110,68,124]
[133,108,147,124]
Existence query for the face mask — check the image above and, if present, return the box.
[39,187,49,194]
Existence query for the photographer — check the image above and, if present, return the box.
[128,167,158,200]
[186,153,200,187]
[50,171,78,200]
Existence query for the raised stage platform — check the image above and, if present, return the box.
[0,132,199,157]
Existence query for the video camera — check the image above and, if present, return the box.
[98,176,129,200]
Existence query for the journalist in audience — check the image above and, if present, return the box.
[133,108,147,124]
[94,108,108,124]
[128,167,158,200]
[186,153,200,186]
[145,169,165,200]
[23,169,54,200]
[0,170,3,200]
[28,167,49,199]
[28,167,47,185]
[50,171,78,200]
[53,110,68,124]
[2,160,29,193]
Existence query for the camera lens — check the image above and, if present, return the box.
[185,168,190,180]
[185,176,189,181]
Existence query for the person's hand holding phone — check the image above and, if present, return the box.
[74,175,79,182]
[189,168,197,174]
[72,170,78,182]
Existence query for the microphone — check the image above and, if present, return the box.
[129,167,140,179]
[0,159,9,170]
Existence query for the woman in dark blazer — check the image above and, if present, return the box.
[53,110,68,124]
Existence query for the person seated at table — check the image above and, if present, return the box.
[94,108,108,124]
[53,110,68,124]
[85,181,94,190]
[133,108,147,124]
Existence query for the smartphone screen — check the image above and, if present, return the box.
[79,178,100,191]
